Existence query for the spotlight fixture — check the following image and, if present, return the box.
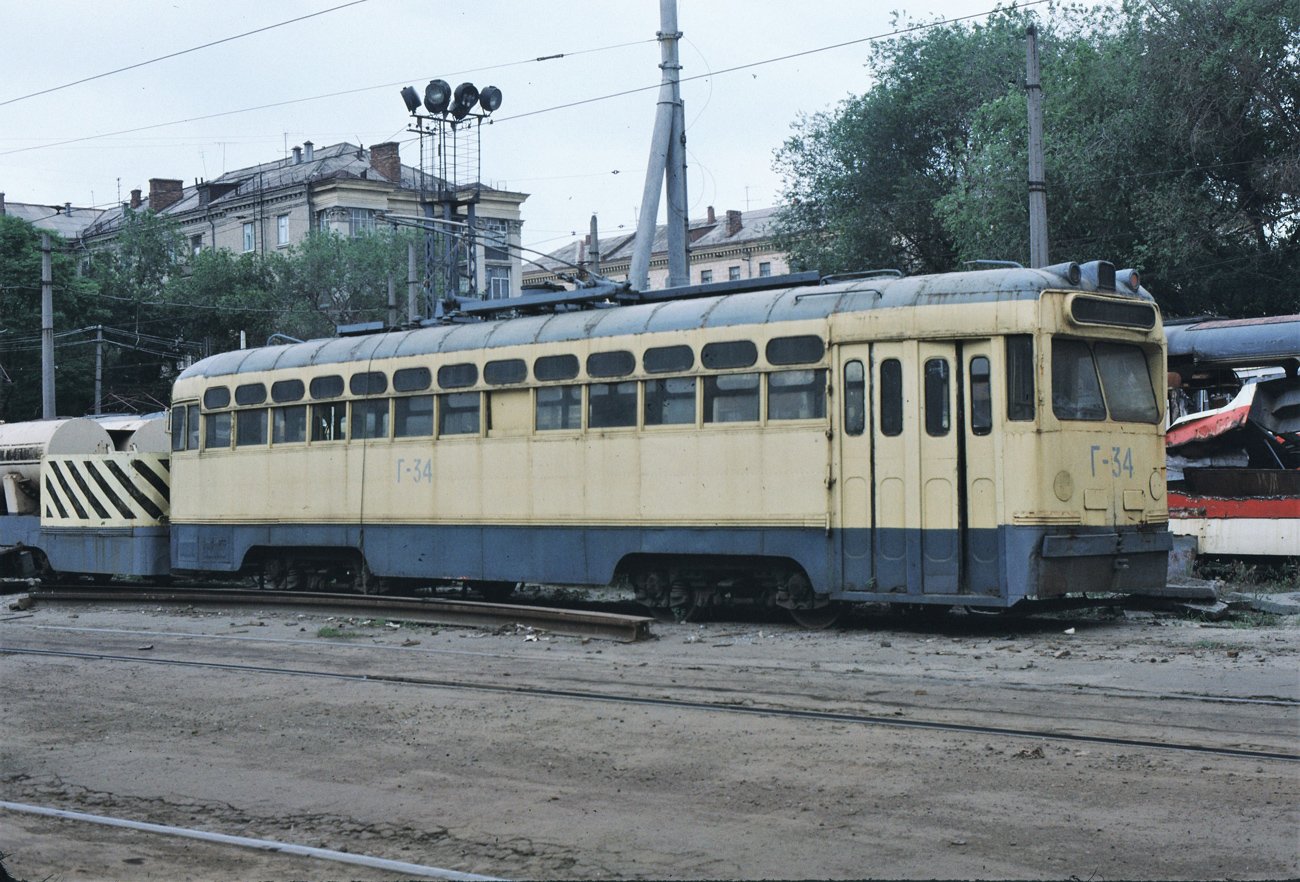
[451,82,479,119]
[400,85,421,114]
[478,86,502,113]
[423,79,452,115]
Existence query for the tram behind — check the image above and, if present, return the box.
[166,260,1172,618]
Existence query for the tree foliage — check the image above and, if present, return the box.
[773,0,1300,316]
[0,211,420,421]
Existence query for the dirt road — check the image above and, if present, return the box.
[2,597,1296,880]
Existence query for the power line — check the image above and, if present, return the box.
[0,0,373,109]
[493,1,1053,124]
[0,38,656,158]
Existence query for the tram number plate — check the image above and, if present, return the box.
[395,457,433,484]
[1090,445,1134,478]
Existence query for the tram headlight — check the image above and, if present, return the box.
[1053,470,1074,502]
[1149,469,1165,500]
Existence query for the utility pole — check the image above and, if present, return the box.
[629,0,689,291]
[1026,24,1049,268]
[41,234,55,419]
[94,325,104,415]
[407,242,419,324]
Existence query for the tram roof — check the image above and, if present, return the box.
[179,264,1144,380]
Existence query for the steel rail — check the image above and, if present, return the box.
[6,646,1295,765]
[25,586,653,643]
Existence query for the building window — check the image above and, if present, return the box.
[242,222,255,253]
[479,217,511,261]
[486,265,512,299]
[759,261,772,277]
[277,214,289,246]
[348,208,376,237]
[190,234,203,256]
[728,266,741,281]
[700,269,713,284]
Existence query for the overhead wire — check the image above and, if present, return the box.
[0,37,657,158]
[0,0,373,109]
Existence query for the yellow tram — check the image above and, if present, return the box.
[166,261,1171,620]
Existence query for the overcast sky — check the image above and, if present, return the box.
[3,0,1014,252]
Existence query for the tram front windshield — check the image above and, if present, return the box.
[1051,338,1159,423]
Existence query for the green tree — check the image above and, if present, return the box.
[0,214,101,420]
[773,0,1300,316]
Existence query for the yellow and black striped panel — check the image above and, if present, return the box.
[42,454,170,527]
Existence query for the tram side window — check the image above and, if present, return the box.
[644,377,695,425]
[311,402,347,441]
[769,369,827,420]
[843,361,865,436]
[186,404,200,450]
[204,412,231,449]
[924,359,951,436]
[536,385,582,431]
[880,359,903,436]
[439,392,480,436]
[351,399,389,440]
[1094,342,1159,423]
[394,395,434,437]
[970,356,992,436]
[1051,338,1106,421]
[235,409,267,447]
[704,372,759,423]
[273,405,307,443]
[172,405,195,452]
[589,382,637,429]
[1006,335,1035,421]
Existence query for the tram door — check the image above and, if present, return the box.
[916,342,961,593]
[836,347,874,591]
[852,340,997,596]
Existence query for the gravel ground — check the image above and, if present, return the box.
[1,593,1296,881]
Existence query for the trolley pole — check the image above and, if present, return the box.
[1026,24,1049,268]
[41,233,55,419]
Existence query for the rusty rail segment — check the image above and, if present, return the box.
[26,587,654,643]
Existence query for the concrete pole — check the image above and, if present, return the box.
[1026,24,1049,268]
[665,94,689,287]
[589,214,601,275]
[629,0,684,291]
[41,233,55,419]
[387,274,397,327]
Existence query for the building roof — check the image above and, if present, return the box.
[79,141,512,238]
[529,206,783,275]
[0,199,106,239]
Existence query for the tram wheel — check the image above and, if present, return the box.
[789,603,841,630]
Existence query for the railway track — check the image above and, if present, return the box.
[5,643,1294,764]
[21,585,654,643]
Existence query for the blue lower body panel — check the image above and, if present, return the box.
[172,520,1171,607]
[0,515,171,577]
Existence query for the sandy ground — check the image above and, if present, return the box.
[1,595,1297,881]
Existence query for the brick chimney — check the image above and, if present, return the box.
[370,141,400,182]
[130,189,142,209]
[726,209,743,236]
[148,178,184,211]
[706,205,715,224]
